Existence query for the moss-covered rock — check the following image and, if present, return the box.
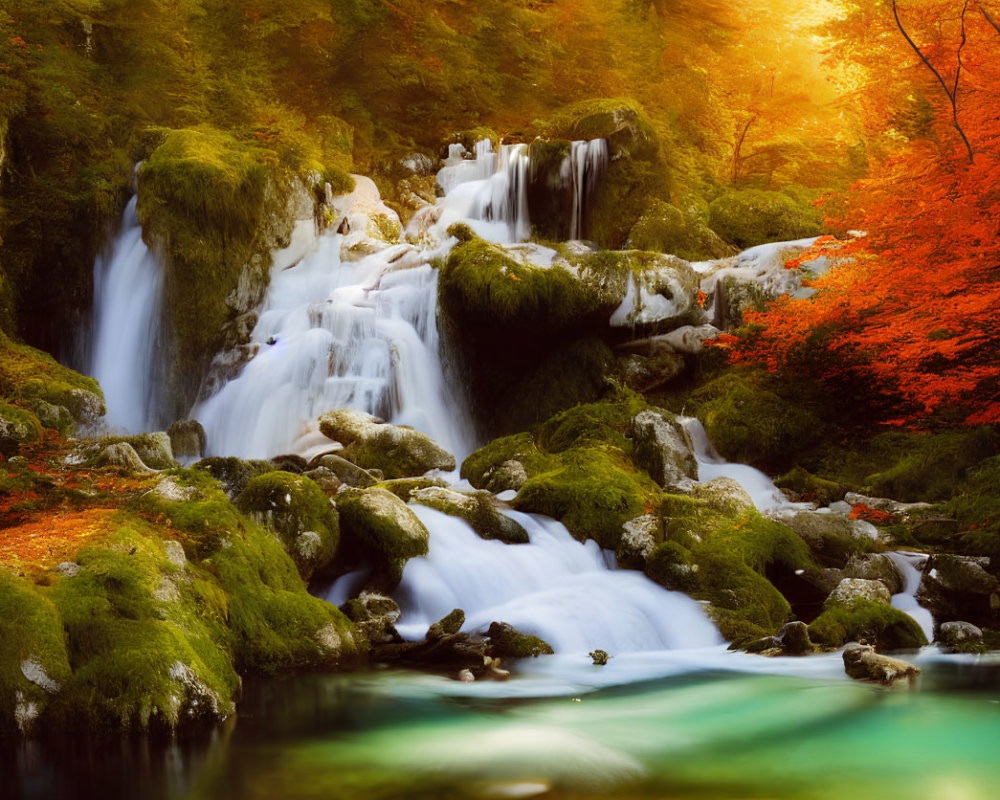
[336,487,430,591]
[168,420,206,461]
[193,456,276,499]
[690,370,823,472]
[236,471,340,580]
[915,554,1000,630]
[0,570,72,736]
[779,511,881,568]
[411,487,529,544]
[318,410,455,479]
[775,466,846,506]
[307,453,380,488]
[810,599,927,651]
[462,432,551,489]
[708,188,823,250]
[0,401,43,457]
[630,408,697,487]
[627,198,733,261]
[486,621,554,658]
[0,331,105,426]
[137,127,319,411]
[376,477,449,502]
[842,642,921,684]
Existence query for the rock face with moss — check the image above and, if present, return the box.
[708,188,823,249]
[318,410,455,478]
[136,127,336,412]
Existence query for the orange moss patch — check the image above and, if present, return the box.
[0,508,119,572]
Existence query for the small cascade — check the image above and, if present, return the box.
[436,140,532,243]
[90,195,165,433]
[566,139,608,240]
[194,225,474,460]
[886,551,935,643]
[680,416,798,513]
[391,506,723,655]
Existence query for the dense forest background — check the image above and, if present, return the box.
[1,0,997,428]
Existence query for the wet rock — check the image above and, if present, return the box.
[307,453,378,488]
[777,621,815,655]
[589,649,610,665]
[167,420,205,461]
[194,456,284,498]
[630,409,697,487]
[428,609,466,639]
[937,621,985,653]
[827,579,893,608]
[916,555,1000,629]
[376,477,449,502]
[270,454,309,474]
[843,492,933,523]
[485,459,529,494]
[842,553,904,595]
[340,592,403,645]
[336,487,430,590]
[486,622,554,658]
[303,466,343,497]
[842,642,920,686]
[128,432,175,470]
[0,403,44,456]
[319,409,456,479]
[411,486,529,544]
[688,477,754,515]
[618,513,658,564]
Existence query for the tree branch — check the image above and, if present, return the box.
[981,3,1000,36]
[891,0,974,162]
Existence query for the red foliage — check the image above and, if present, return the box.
[849,503,897,525]
[734,9,1000,428]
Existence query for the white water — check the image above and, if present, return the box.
[194,227,472,460]
[566,139,608,240]
[679,416,801,513]
[90,195,164,433]
[886,551,935,642]
[392,506,723,655]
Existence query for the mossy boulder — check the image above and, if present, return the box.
[690,371,823,472]
[376,477,449,502]
[775,466,846,506]
[842,643,921,684]
[92,442,156,475]
[336,487,430,591]
[915,554,1000,630]
[0,401,43,457]
[0,570,72,736]
[540,98,659,161]
[0,331,104,427]
[809,599,927,651]
[308,453,380,488]
[318,410,455,479]
[193,456,276,499]
[411,487,529,544]
[486,621,554,658]
[168,420,206,461]
[627,198,732,261]
[708,188,823,250]
[780,511,881,568]
[236,471,340,580]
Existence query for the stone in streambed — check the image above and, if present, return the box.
[319,409,455,478]
[167,420,205,461]
[842,642,920,685]
[486,622,554,658]
[307,452,379,488]
[411,486,529,544]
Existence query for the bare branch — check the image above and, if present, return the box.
[891,0,974,162]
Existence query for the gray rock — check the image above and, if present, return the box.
[937,621,984,653]
[308,453,378,488]
[630,409,697,487]
[827,578,893,608]
[917,555,1000,628]
[843,492,933,523]
[94,442,155,474]
[485,459,529,494]
[780,511,878,568]
[843,642,920,685]
[619,514,658,563]
[411,486,528,544]
[842,553,904,595]
[20,656,61,694]
[777,621,814,655]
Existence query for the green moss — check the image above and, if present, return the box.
[236,471,339,577]
[708,188,823,249]
[0,401,43,456]
[48,525,239,731]
[0,569,72,736]
[809,599,928,651]
[336,488,429,561]
[774,466,846,506]
[944,455,1000,562]
[515,444,658,550]
[376,477,449,502]
[645,540,697,592]
[538,98,659,161]
[411,488,529,544]
[461,432,552,488]
[627,198,731,261]
[0,331,104,425]
[486,621,554,658]
[193,456,276,498]
[690,369,823,472]
[804,426,998,503]
[537,394,647,455]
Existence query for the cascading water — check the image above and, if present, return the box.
[90,194,165,433]
[390,506,723,654]
[566,138,608,240]
[886,551,935,642]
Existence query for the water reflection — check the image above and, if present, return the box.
[6,656,1000,800]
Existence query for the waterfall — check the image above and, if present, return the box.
[392,506,723,655]
[90,195,165,433]
[193,218,474,461]
[566,139,609,240]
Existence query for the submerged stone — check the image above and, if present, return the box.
[842,642,920,685]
